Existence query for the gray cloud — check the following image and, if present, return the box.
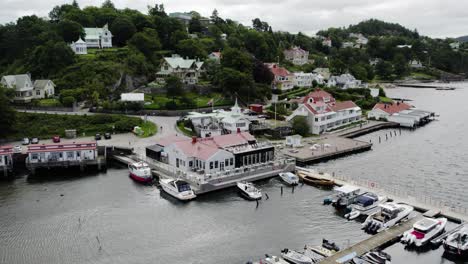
[0,0,467,38]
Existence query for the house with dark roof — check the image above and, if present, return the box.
[287,90,362,134]
[283,46,309,65]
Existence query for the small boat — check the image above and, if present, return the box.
[359,250,392,263]
[401,217,447,247]
[248,255,289,264]
[345,193,388,220]
[443,226,468,258]
[159,178,196,201]
[303,239,340,262]
[237,181,262,200]
[279,172,299,185]
[328,185,362,208]
[362,202,414,233]
[296,170,335,187]
[128,161,152,183]
[280,248,312,264]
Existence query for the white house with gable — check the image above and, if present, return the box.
[283,46,309,65]
[84,24,113,48]
[70,38,87,54]
[287,90,362,134]
[157,54,204,85]
[1,74,35,103]
[33,80,55,99]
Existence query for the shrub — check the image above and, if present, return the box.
[165,101,178,110]
[62,96,75,107]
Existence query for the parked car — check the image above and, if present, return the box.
[104,133,112,140]
[31,138,39,144]
[52,136,60,143]
[13,145,22,153]
[95,133,102,140]
[22,138,30,145]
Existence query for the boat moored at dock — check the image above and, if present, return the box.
[296,169,335,187]
[326,185,361,208]
[401,217,447,247]
[278,172,299,185]
[237,181,262,200]
[362,202,414,233]
[443,226,468,258]
[159,178,197,201]
[280,248,313,264]
[345,193,388,220]
[128,161,152,183]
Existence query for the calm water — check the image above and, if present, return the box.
[1,83,468,264]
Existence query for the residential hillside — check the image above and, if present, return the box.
[0,0,467,109]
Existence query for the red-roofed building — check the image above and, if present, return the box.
[26,142,97,164]
[0,145,14,176]
[149,132,274,174]
[265,63,295,91]
[287,90,362,134]
[367,102,413,120]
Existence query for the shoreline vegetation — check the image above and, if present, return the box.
[7,112,156,140]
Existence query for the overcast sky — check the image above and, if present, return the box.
[1,0,466,38]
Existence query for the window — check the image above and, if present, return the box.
[215,161,218,168]
[230,158,233,166]
[315,117,319,122]
[225,159,229,166]
[176,158,180,168]
[77,152,80,157]
[36,90,40,96]
[189,161,193,167]
[210,162,213,169]
[67,152,74,159]
[59,153,63,158]
[31,153,38,160]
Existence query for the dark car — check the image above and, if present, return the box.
[95,133,102,140]
[31,138,39,144]
[52,136,60,143]
[104,133,112,140]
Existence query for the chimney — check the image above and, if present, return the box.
[192,136,197,144]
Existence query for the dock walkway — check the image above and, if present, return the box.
[320,216,421,264]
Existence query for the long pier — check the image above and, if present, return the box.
[319,216,422,264]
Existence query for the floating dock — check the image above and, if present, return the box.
[320,216,422,264]
[279,136,372,165]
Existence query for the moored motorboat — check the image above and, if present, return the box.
[248,255,289,264]
[159,178,197,201]
[280,248,313,264]
[345,193,388,220]
[237,181,262,200]
[296,170,335,187]
[279,172,299,185]
[327,185,361,208]
[128,161,152,183]
[362,202,414,233]
[361,250,392,263]
[401,217,447,247]
[303,239,340,263]
[443,226,468,258]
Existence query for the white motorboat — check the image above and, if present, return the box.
[279,172,299,185]
[443,226,468,257]
[237,181,262,200]
[248,255,289,264]
[303,239,339,263]
[345,193,388,220]
[362,202,414,233]
[128,161,152,183]
[280,248,313,264]
[159,178,196,201]
[401,217,447,247]
[360,250,392,263]
[331,185,362,208]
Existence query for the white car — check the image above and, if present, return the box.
[13,145,22,153]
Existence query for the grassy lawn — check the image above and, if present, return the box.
[379,96,393,103]
[137,120,158,138]
[177,122,196,137]
[144,92,233,110]
[36,98,63,107]
[410,72,436,80]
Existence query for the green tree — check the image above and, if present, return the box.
[218,68,254,95]
[57,19,84,42]
[292,116,309,136]
[26,41,76,77]
[49,4,79,22]
[252,58,274,84]
[375,61,393,80]
[165,76,183,98]
[350,64,368,82]
[188,17,203,33]
[102,0,115,9]
[221,47,253,73]
[0,85,16,138]
[62,96,76,107]
[176,39,207,59]
[110,17,137,46]
[128,28,161,57]
[393,53,408,77]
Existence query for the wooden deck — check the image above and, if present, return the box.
[319,216,422,264]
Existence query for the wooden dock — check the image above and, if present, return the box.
[320,216,422,264]
[336,122,399,138]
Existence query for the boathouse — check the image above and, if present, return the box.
[26,142,101,173]
[0,146,13,177]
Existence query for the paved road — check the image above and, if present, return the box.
[11,110,184,156]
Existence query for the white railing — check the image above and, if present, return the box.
[330,173,468,217]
